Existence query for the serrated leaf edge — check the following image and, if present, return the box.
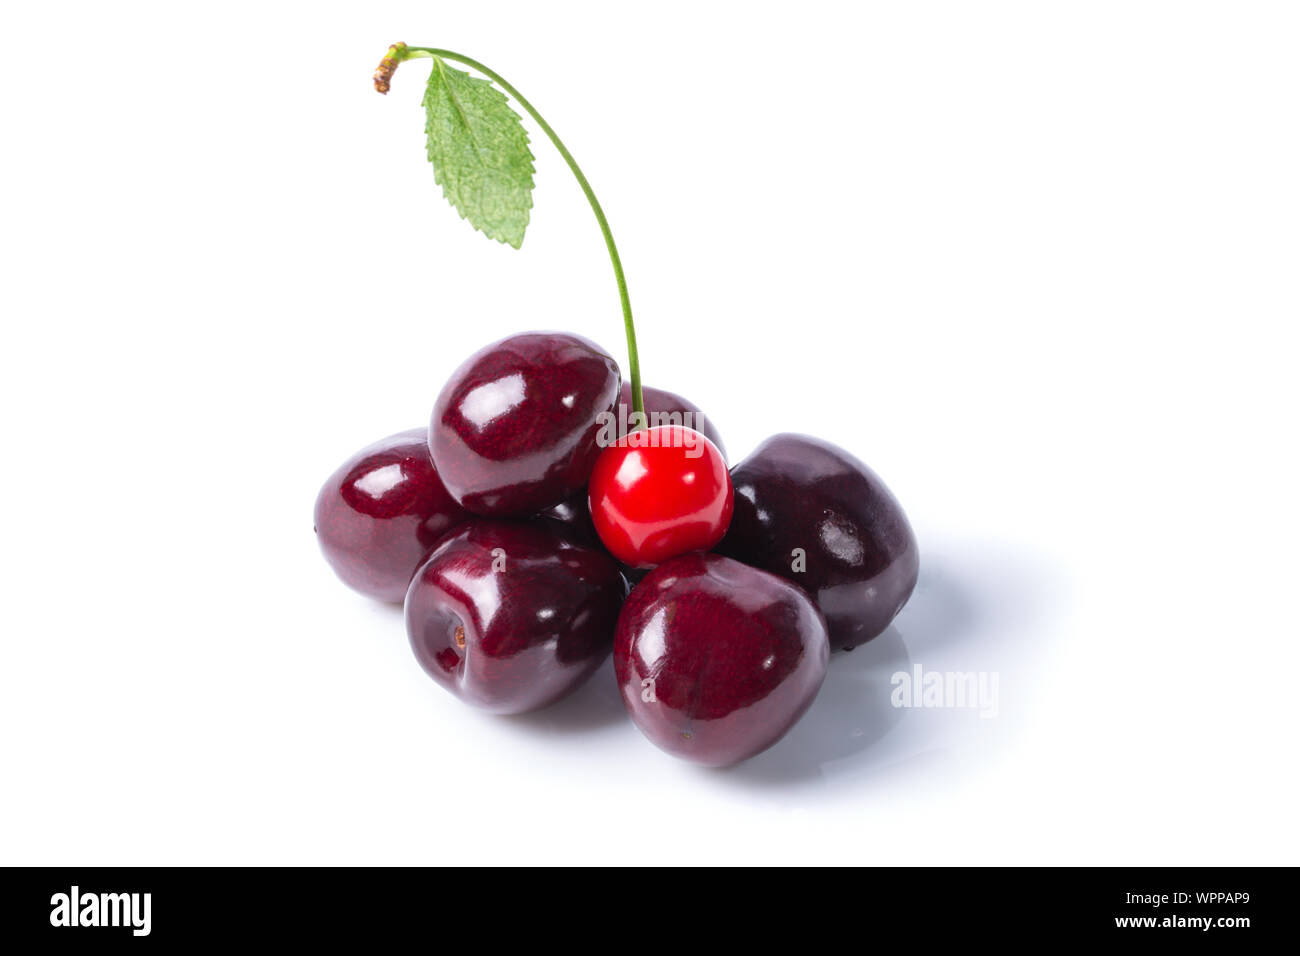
[423,56,536,249]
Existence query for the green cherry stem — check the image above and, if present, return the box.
[383,43,644,419]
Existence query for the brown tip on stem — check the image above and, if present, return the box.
[454,625,466,650]
[373,41,407,94]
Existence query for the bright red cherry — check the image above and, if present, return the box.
[587,424,733,568]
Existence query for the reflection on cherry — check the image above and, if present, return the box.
[314,428,469,602]
[716,433,918,649]
[429,332,620,517]
[405,520,626,714]
[614,553,829,766]
[588,425,733,568]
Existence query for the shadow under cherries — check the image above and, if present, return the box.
[723,561,982,785]
[371,594,629,735]
[505,655,629,735]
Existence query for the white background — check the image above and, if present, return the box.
[2,2,1297,865]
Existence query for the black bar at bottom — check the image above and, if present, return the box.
[0,866,1286,943]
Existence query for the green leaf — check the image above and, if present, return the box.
[423,56,535,248]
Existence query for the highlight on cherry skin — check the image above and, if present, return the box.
[405,519,627,714]
[716,433,919,650]
[429,331,620,518]
[543,384,728,583]
[587,424,734,568]
[614,552,831,767]
[314,428,470,602]
[537,491,603,549]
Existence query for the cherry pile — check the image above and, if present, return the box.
[316,43,920,765]
[315,331,918,766]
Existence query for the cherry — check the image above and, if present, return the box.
[541,383,726,566]
[587,425,733,568]
[616,382,727,461]
[614,552,829,766]
[538,492,602,548]
[314,428,470,602]
[542,493,652,585]
[429,332,620,517]
[405,519,627,714]
[715,433,918,650]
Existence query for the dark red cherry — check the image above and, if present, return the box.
[588,425,733,568]
[715,433,918,650]
[614,553,829,766]
[541,493,654,585]
[314,428,470,602]
[405,520,627,714]
[430,332,620,516]
[537,492,602,549]
[616,382,727,461]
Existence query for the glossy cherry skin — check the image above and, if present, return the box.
[541,381,726,562]
[430,332,621,517]
[314,428,470,602]
[538,492,602,549]
[617,382,727,461]
[405,520,627,714]
[542,493,654,585]
[615,553,829,766]
[588,425,734,568]
[715,433,918,650]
